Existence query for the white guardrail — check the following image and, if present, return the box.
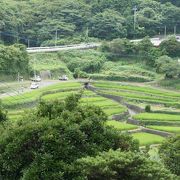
[27,37,180,53]
[27,43,101,53]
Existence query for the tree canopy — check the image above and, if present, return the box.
[75,149,177,180]
[0,93,139,179]
[159,135,180,176]
[0,44,30,77]
[0,0,179,45]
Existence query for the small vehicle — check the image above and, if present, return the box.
[30,82,39,89]
[31,75,41,82]
[59,75,68,81]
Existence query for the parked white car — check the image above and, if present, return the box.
[59,75,68,81]
[31,75,41,82]
[30,82,39,89]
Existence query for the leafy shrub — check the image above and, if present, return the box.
[155,55,180,79]
[159,36,180,57]
[41,36,99,46]
[145,105,151,112]
[0,44,29,77]
[159,135,180,175]
[75,150,176,180]
[0,94,139,179]
[58,50,106,73]
[0,105,7,122]
[73,69,89,78]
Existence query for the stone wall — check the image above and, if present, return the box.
[141,127,172,137]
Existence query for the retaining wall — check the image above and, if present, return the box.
[141,127,172,137]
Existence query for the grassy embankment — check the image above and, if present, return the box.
[29,53,73,79]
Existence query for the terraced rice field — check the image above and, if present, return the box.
[132,133,165,146]
[133,113,180,122]
[2,82,81,108]
[93,81,180,108]
[92,81,180,145]
[5,83,127,121]
[106,120,138,131]
[81,91,127,117]
[133,113,180,126]
[4,80,180,146]
[147,126,180,133]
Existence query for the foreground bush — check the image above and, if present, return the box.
[0,104,7,122]
[159,135,180,176]
[0,93,138,179]
[74,150,177,180]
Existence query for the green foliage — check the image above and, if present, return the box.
[0,103,7,122]
[157,79,180,90]
[74,149,176,180]
[145,105,151,112]
[132,133,165,146]
[0,0,180,45]
[101,38,136,58]
[101,37,163,66]
[41,36,99,46]
[90,73,153,82]
[133,113,180,122]
[88,10,127,40]
[1,82,81,108]
[160,37,180,57]
[73,68,89,79]
[92,81,180,109]
[159,135,180,175]
[29,53,73,79]
[0,93,139,179]
[155,55,180,79]
[0,44,29,77]
[58,50,106,73]
[147,126,180,133]
[106,120,138,131]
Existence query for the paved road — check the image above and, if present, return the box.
[27,43,101,53]
[26,37,180,53]
[0,80,60,99]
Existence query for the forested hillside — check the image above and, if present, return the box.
[0,0,179,46]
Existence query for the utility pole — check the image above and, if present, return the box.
[17,72,20,94]
[33,57,36,79]
[164,25,167,38]
[174,26,176,36]
[133,6,137,31]
[55,30,58,47]
[85,27,89,42]
[17,72,20,83]
[28,39,30,48]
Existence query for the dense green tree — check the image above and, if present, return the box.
[0,93,139,179]
[159,37,180,57]
[74,149,177,180]
[88,10,127,40]
[101,38,136,59]
[0,44,29,76]
[0,103,7,122]
[58,50,106,73]
[159,135,180,175]
[155,55,180,78]
[137,1,163,36]
[158,0,180,7]
[0,0,180,45]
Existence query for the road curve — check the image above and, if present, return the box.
[27,37,180,53]
[27,43,101,53]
